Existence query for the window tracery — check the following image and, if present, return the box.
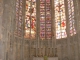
[24,0,36,39]
[15,0,76,39]
[54,0,67,39]
[40,0,52,40]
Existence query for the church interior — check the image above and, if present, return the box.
[0,0,80,60]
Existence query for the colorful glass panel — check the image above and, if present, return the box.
[40,0,52,40]
[54,0,67,39]
[68,0,76,36]
[24,0,36,39]
[15,0,23,37]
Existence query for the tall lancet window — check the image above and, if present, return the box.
[15,0,76,39]
[67,0,76,36]
[40,0,52,40]
[54,0,67,39]
[15,0,23,37]
[24,0,36,39]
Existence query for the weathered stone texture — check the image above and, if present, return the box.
[0,0,80,60]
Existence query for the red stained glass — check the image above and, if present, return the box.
[54,0,67,39]
[40,0,52,40]
[61,21,65,27]
[24,0,36,39]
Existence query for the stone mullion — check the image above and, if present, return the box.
[16,39,20,60]
[0,0,3,42]
[74,0,80,60]
[0,0,3,40]
[46,0,49,56]
[16,37,19,60]
[7,33,10,60]
[13,0,18,60]
[29,0,32,59]
[72,0,80,60]
[16,38,17,60]
[3,28,7,60]
[29,38,31,59]
[51,0,56,57]
[77,0,80,59]
[20,0,26,60]
[35,0,38,57]
[0,0,4,60]
[58,42,62,60]
[35,0,37,57]
[41,41,44,56]
[16,3,20,60]
[49,41,52,56]
[10,34,13,60]
[77,0,80,30]
[40,41,42,57]
[20,40,22,60]
[22,0,27,59]
[48,39,49,56]
[50,1,54,56]
[50,41,53,56]
[13,37,17,60]
[16,38,21,60]
[46,0,49,54]
[64,0,71,60]
[46,41,48,56]
[39,41,41,57]
[14,0,16,33]
[71,0,76,60]
[77,0,80,55]
[15,41,17,60]
[39,0,41,55]
[41,40,43,56]
[3,0,10,60]
[11,0,16,60]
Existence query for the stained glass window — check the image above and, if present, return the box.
[40,0,52,40]
[15,0,76,39]
[67,0,76,36]
[24,0,36,39]
[15,0,23,37]
[54,0,67,39]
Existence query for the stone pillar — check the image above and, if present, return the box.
[0,0,4,60]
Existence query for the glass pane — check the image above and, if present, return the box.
[67,0,76,36]
[24,0,36,39]
[40,0,52,40]
[18,0,23,36]
[31,0,36,39]
[54,0,67,39]
[46,0,52,39]
[40,0,46,40]
[16,0,19,33]
[15,0,23,37]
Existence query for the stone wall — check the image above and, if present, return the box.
[0,0,3,60]
[1,0,15,60]
[56,0,80,60]
[0,0,80,60]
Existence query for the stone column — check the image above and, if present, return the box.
[0,0,4,60]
